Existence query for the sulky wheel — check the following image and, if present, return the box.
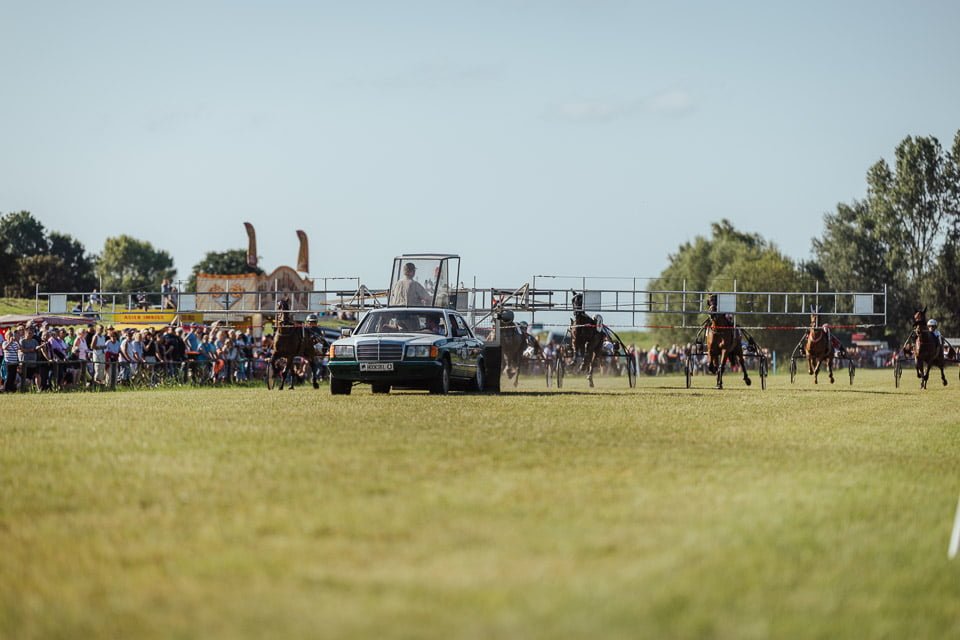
[266,360,275,390]
[759,357,768,391]
[789,358,797,384]
[894,357,902,388]
[555,356,565,389]
[848,359,855,385]
[626,355,637,388]
[685,356,693,389]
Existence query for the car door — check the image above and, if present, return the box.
[450,313,475,379]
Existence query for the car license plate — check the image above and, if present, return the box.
[360,362,394,372]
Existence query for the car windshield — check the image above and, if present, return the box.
[355,310,448,336]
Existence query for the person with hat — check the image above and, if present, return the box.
[927,318,944,350]
[390,262,431,307]
[518,321,545,358]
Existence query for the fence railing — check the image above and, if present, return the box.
[34,280,888,331]
[0,356,316,393]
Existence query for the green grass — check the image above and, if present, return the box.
[0,297,41,315]
[2,369,960,639]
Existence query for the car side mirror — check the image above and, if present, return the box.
[340,328,352,338]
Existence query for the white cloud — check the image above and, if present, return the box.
[550,89,696,123]
[647,90,695,115]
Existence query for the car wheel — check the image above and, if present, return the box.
[371,382,390,394]
[472,358,485,392]
[330,377,352,395]
[429,359,451,395]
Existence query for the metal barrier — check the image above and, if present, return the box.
[0,357,324,393]
[34,279,887,329]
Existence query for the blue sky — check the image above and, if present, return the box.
[2,1,958,289]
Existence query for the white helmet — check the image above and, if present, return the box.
[927,318,938,328]
[306,314,318,322]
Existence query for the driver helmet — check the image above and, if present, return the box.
[305,314,318,323]
[822,323,830,330]
[927,318,938,328]
[519,321,528,330]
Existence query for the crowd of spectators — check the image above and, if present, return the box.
[0,320,321,392]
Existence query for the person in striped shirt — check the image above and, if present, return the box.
[3,327,22,392]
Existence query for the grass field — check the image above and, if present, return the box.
[3,368,960,639]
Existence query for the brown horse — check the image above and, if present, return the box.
[271,299,323,390]
[911,307,947,389]
[805,307,834,384]
[496,310,544,388]
[570,292,605,388]
[704,295,751,390]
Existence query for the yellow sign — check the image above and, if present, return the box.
[107,311,205,330]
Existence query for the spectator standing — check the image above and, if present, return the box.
[105,330,121,386]
[90,326,107,385]
[46,329,68,388]
[118,330,134,383]
[19,327,41,391]
[219,338,238,382]
[3,328,21,392]
[71,328,91,384]
[161,279,175,310]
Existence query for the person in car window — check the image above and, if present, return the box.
[390,262,431,307]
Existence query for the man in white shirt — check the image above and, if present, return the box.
[390,262,431,307]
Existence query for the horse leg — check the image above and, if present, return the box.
[740,353,751,386]
[813,358,821,384]
[940,361,948,386]
[827,355,835,384]
[584,347,595,388]
[807,354,815,376]
[272,356,285,390]
[716,348,726,389]
[921,360,930,390]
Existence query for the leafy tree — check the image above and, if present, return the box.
[0,210,48,256]
[14,255,70,297]
[97,235,176,292]
[812,130,960,337]
[186,249,263,292]
[0,211,98,296]
[0,211,48,295]
[48,232,98,291]
[866,135,957,287]
[649,220,805,354]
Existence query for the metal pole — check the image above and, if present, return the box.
[733,278,740,327]
[883,284,888,327]
[531,275,536,328]
[681,279,686,329]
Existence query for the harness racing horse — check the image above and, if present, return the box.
[497,310,543,387]
[911,307,947,389]
[805,306,835,384]
[704,295,751,390]
[270,299,324,390]
[570,292,605,388]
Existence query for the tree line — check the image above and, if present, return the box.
[0,212,257,298]
[650,130,960,350]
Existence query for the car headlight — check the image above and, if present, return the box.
[330,344,354,359]
[405,345,438,359]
